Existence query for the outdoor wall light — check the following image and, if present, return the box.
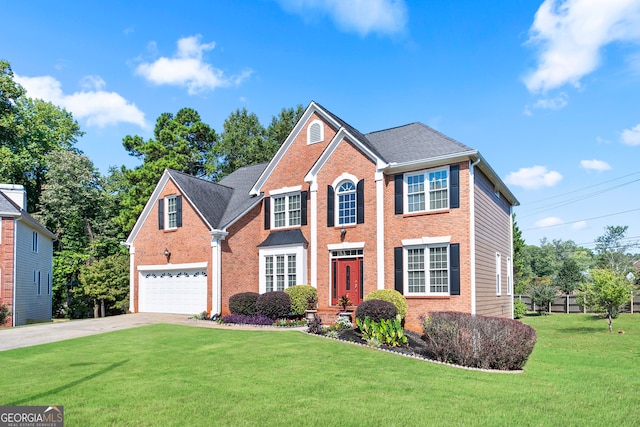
[340,225,347,239]
[163,248,171,261]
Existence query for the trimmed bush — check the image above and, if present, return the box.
[229,292,259,316]
[513,299,527,319]
[256,291,291,320]
[365,289,408,319]
[284,285,318,316]
[355,299,397,324]
[221,314,273,325]
[421,311,537,371]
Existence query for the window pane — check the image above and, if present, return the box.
[407,248,426,293]
[276,255,285,291]
[407,174,425,212]
[338,192,356,225]
[288,194,301,226]
[288,255,297,287]
[429,247,449,293]
[167,197,177,228]
[273,197,286,228]
[265,256,274,292]
[429,170,448,210]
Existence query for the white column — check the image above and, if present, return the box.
[128,246,135,313]
[309,181,318,288]
[375,171,385,290]
[210,235,223,315]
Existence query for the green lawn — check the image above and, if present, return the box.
[1,314,638,426]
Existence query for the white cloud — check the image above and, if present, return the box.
[505,166,563,190]
[15,74,146,128]
[276,0,408,36]
[135,35,252,95]
[572,220,588,230]
[580,159,611,171]
[524,0,640,93]
[621,123,640,146]
[533,93,568,110]
[535,217,565,228]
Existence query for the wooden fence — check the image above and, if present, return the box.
[515,294,640,314]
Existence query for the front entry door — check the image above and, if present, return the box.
[334,258,362,307]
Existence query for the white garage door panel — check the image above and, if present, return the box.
[139,269,207,314]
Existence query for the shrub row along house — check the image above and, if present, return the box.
[124,102,518,329]
[0,184,54,327]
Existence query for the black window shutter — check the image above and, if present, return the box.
[264,197,271,230]
[394,174,403,214]
[158,198,164,230]
[356,179,364,224]
[450,243,460,295]
[301,191,308,226]
[394,247,404,294]
[176,195,183,227]
[327,185,335,227]
[450,164,460,209]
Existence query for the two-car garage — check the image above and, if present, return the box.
[137,263,208,314]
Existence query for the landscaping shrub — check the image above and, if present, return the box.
[221,313,274,325]
[229,292,260,316]
[365,289,407,319]
[355,299,397,324]
[356,315,408,347]
[284,285,317,316]
[256,291,291,320]
[307,316,324,335]
[0,300,10,326]
[421,311,537,371]
[513,299,528,319]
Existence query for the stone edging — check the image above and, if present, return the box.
[303,331,524,374]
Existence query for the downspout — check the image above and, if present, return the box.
[12,217,18,327]
[469,157,481,315]
[509,206,515,319]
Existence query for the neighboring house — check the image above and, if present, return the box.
[0,184,54,327]
[124,102,519,329]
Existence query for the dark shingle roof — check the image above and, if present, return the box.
[0,191,55,237]
[365,122,473,164]
[257,229,308,248]
[168,163,267,230]
[0,191,21,215]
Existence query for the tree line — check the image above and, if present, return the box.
[514,216,639,331]
[0,60,303,318]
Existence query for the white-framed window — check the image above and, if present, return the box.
[496,252,502,296]
[405,167,449,213]
[272,193,301,229]
[307,120,324,144]
[264,254,297,292]
[259,245,307,293]
[506,256,512,296]
[165,195,178,229]
[32,231,38,252]
[337,180,356,225]
[36,271,41,295]
[404,244,449,296]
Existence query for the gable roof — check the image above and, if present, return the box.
[126,163,267,244]
[0,191,55,239]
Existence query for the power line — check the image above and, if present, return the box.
[522,207,640,231]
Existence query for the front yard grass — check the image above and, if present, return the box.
[1,314,638,426]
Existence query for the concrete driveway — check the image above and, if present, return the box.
[0,313,305,352]
[0,313,192,352]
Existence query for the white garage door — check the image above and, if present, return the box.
[138,268,208,314]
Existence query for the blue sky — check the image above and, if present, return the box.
[2,0,639,251]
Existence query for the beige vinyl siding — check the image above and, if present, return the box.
[474,169,512,317]
[13,220,53,325]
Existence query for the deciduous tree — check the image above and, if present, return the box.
[576,268,633,332]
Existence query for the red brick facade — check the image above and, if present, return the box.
[0,217,15,327]
[127,103,516,332]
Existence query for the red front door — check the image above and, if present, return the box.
[333,258,362,307]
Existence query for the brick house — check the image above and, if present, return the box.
[124,102,518,330]
[0,184,54,327]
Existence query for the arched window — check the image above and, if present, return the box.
[337,181,356,225]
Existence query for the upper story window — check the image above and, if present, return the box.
[337,181,356,225]
[496,252,502,296]
[158,195,182,230]
[32,231,38,252]
[273,193,301,228]
[405,167,449,213]
[166,196,178,229]
[307,120,324,144]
